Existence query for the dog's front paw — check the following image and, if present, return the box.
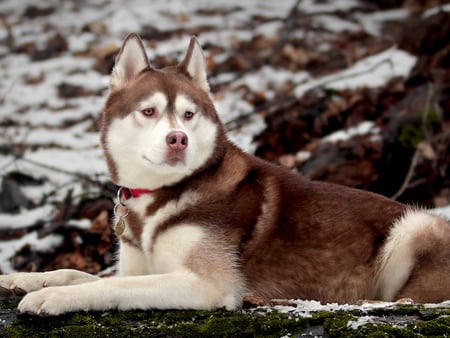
[18,282,105,316]
[18,287,73,316]
[0,273,45,298]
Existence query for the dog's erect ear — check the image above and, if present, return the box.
[110,33,150,90]
[179,36,210,93]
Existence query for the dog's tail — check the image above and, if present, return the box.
[375,208,448,301]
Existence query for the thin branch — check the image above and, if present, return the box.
[391,149,422,200]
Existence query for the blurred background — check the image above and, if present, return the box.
[0,0,449,274]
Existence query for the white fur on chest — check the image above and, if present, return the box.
[118,192,204,276]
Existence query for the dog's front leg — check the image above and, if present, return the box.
[18,269,240,315]
[0,269,100,297]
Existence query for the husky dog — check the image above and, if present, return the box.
[1,33,449,316]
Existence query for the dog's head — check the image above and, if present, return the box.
[101,34,226,189]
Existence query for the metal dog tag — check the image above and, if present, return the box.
[115,218,126,236]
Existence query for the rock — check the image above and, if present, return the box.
[1,299,450,337]
[0,177,29,213]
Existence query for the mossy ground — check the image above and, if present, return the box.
[1,299,450,337]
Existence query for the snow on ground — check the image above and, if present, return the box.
[431,205,450,220]
[294,47,417,97]
[250,299,450,321]
[322,121,380,143]
[0,0,449,275]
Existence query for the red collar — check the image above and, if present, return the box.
[120,187,157,200]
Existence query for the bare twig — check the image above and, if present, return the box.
[391,148,422,200]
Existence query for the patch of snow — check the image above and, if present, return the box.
[356,9,410,36]
[313,15,361,33]
[11,124,99,149]
[296,151,311,162]
[106,7,144,36]
[326,47,416,90]
[23,148,106,179]
[423,4,450,18]
[20,183,58,204]
[430,205,450,221]
[295,47,416,97]
[0,231,63,274]
[63,71,109,91]
[200,29,255,49]
[215,92,254,125]
[228,114,267,154]
[4,147,108,204]
[211,72,236,85]
[297,0,360,14]
[347,316,374,329]
[67,32,96,53]
[323,121,380,143]
[255,21,283,37]
[234,66,309,99]
[0,55,95,118]
[259,299,450,319]
[0,205,53,229]
[227,0,298,19]
[150,35,198,58]
[69,219,92,230]
[424,300,450,308]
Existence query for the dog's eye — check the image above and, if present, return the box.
[184,111,194,119]
[141,108,156,117]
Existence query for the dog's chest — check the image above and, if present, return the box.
[117,192,206,274]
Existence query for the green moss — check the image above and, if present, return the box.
[0,306,310,337]
[413,315,450,337]
[398,123,425,148]
[423,108,441,125]
[323,312,359,337]
[1,300,450,337]
[0,299,20,310]
[397,108,442,149]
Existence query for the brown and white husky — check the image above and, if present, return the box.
[1,34,449,315]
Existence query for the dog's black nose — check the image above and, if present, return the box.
[166,131,188,151]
